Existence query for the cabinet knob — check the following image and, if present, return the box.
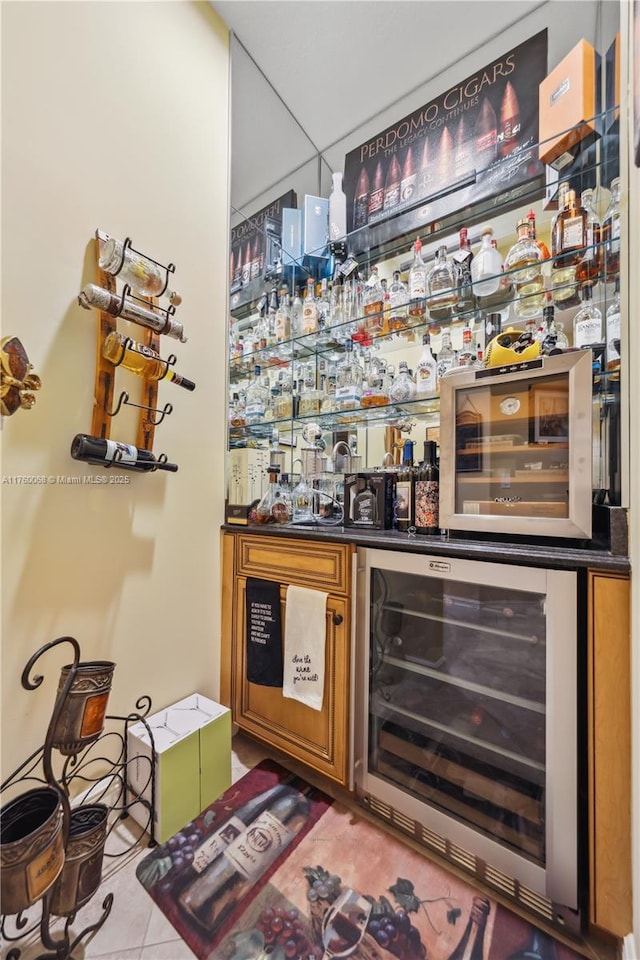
[332,613,343,626]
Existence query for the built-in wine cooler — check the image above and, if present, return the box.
[354,548,582,932]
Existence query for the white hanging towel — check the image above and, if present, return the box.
[282,584,328,711]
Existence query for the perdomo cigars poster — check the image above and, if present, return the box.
[229,189,296,299]
[343,30,548,237]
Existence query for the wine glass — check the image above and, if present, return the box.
[320,887,372,960]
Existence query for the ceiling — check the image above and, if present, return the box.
[211,0,549,212]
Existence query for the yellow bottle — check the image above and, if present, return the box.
[102,331,195,391]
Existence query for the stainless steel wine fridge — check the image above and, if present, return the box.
[354,548,581,931]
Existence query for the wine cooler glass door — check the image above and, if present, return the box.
[356,549,577,909]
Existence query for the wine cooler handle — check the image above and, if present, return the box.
[332,613,343,626]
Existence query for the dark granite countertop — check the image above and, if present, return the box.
[221,523,630,573]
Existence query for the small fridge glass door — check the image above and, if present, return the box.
[357,549,577,908]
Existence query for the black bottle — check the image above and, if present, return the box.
[395,440,415,532]
[414,440,439,534]
[70,434,178,473]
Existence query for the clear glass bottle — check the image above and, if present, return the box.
[273,373,293,420]
[297,363,322,416]
[291,285,303,338]
[606,278,621,371]
[101,331,196,391]
[363,266,384,337]
[389,360,416,403]
[436,328,456,379]
[335,339,363,410]
[551,188,585,308]
[415,332,439,397]
[387,270,409,332]
[540,303,568,354]
[452,227,476,317]
[471,226,502,297]
[504,217,545,319]
[79,283,186,342]
[456,322,476,366]
[573,285,603,348]
[426,245,458,320]
[98,236,179,301]
[408,237,428,320]
[301,277,318,336]
[602,176,621,279]
[274,287,291,343]
[317,278,331,329]
[527,209,551,263]
[576,188,602,287]
[244,364,270,424]
[255,467,290,524]
[328,171,347,241]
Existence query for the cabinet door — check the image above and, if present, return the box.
[233,579,350,786]
[588,571,631,936]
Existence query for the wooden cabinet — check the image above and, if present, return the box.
[221,532,354,786]
[587,570,632,937]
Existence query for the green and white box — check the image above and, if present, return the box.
[127,694,231,843]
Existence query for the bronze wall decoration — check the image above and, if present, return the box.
[0,336,42,417]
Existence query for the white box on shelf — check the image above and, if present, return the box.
[127,693,231,843]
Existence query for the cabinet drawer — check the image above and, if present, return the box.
[236,535,352,595]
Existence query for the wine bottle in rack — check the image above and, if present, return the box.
[70,434,178,472]
[78,283,187,342]
[102,331,196,391]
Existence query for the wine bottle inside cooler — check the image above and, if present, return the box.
[179,787,310,931]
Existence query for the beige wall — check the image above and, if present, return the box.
[0,1,229,779]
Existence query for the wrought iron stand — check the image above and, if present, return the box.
[1,637,157,960]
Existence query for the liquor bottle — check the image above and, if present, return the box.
[245,364,270,424]
[504,218,545,320]
[229,391,246,431]
[483,312,502,347]
[573,285,602,349]
[498,80,520,159]
[415,333,438,397]
[426,246,458,320]
[70,434,178,473]
[471,226,501,297]
[98,236,180,303]
[302,278,318,335]
[436,329,456,380]
[453,115,473,180]
[400,146,417,203]
[101,331,196,391]
[335,339,363,410]
[415,441,439,535]
[388,360,416,403]
[274,287,291,343]
[405,237,426,321]
[387,270,408,332]
[506,928,558,960]
[363,266,384,337]
[368,161,385,219]
[576,189,602,286]
[180,787,310,930]
[317,278,331,330]
[551,188,585,308]
[452,227,476,317]
[602,177,621,279]
[457,323,476,367]
[383,154,402,211]
[78,284,187,342]
[254,466,290,524]
[606,278,621,371]
[474,97,497,171]
[417,134,432,197]
[329,171,347,241]
[541,303,569,354]
[436,126,454,189]
[526,210,551,263]
[268,285,279,340]
[446,896,491,960]
[395,440,415,532]
[352,480,378,525]
[353,166,370,230]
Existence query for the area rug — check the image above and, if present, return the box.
[137,759,582,960]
